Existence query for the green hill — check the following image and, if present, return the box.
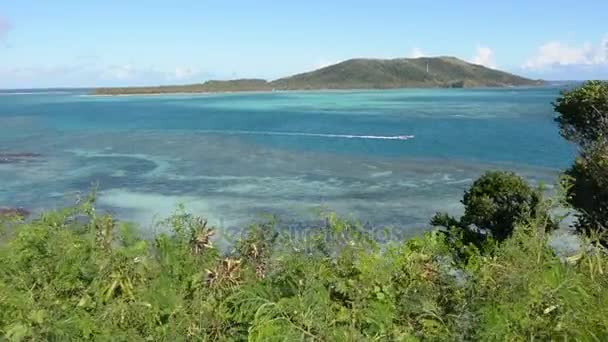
[94,57,541,95]
[272,56,540,89]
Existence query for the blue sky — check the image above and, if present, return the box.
[1,0,607,88]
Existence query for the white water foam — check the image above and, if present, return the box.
[198,130,414,141]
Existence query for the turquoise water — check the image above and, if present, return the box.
[0,88,575,236]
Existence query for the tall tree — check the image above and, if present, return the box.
[554,81,608,242]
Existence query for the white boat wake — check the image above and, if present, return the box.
[199,130,414,141]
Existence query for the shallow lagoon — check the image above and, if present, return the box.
[0,88,575,236]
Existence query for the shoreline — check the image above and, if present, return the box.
[88,84,548,97]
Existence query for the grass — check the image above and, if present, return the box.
[0,195,607,341]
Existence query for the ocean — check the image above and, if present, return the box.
[0,87,576,237]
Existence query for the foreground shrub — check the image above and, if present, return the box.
[468,225,608,340]
[431,171,553,249]
[1,199,607,340]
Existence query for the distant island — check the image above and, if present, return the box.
[94,56,542,95]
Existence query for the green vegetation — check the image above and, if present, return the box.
[554,81,608,244]
[93,57,541,95]
[272,57,539,90]
[95,79,273,95]
[1,190,607,341]
[554,81,608,147]
[431,171,555,247]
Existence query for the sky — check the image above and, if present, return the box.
[1,0,607,88]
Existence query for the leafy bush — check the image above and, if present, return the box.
[431,171,553,248]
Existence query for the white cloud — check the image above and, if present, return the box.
[523,35,608,70]
[598,35,608,63]
[471,46,496,68]
[314,59,341,70]
[101,64,136,80]
[0,62,211,88]
[173,67,195,80]
[99,64,205,83]
[409,48,426,58]
[0,66,69,80]
[171,66,202,80]
[0,65,97,88]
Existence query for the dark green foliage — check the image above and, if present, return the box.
[431,171,552,247]
[554,81,608,243]
[460,171,547,241]
[564,141,608,241]
[1,197,607,341]
[554,80,608,147]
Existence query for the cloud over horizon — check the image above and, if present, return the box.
[4,39,608,88]
[409,48,426,58]
[0,63,212,88]
[98,64,211,85]
[523,35,608,70]
[471,46,496,68]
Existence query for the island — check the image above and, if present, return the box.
[94,56,542,95]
